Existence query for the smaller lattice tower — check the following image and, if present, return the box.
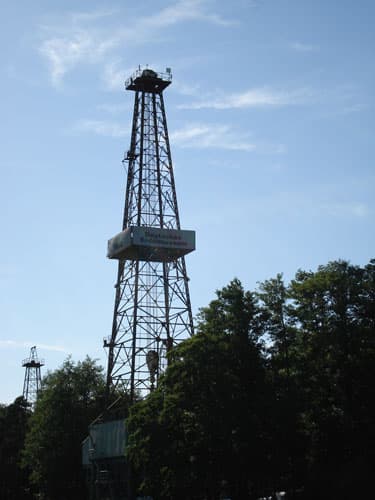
[22,346,44,406]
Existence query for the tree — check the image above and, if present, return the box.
[257,273,292,368]
[127,279,269,499]
[257,274,306,495]
[197,278,261,343]
[123,261,375,499]
[0,396,33,499]
[22,357,106,500]
[287,260,375,498]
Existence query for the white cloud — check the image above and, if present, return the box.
[254,192,371,219]
[71,119,284,152]
[102,60,135,91]
[230,191,371,221]
[73,118,249,146]
[321,201,370,218]
[70,9,117,24]
[321,103,365,118]
[0,340,69,353]
[172,79,201,96]
[290,42,318,52]
[144,0,235,27]
[179,86,313,109]
[171,123,255,151]
[40,32,103,86]
[73,119,128,137]
[103,61,126,91]
[39,1,234,86]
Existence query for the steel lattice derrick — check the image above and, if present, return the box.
[105,68,194,401]
[22,346,44,407]
[124,92,179,229]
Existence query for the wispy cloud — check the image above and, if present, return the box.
[171,123,256,151]
[321,201,370,218]
[137,0,235,28]
[39,1,234,87]
[313,83,367,118]
[228,191,371,222]
[172,79,202,96]
[170,122,284,153]
[320,102,366,118]
[179,86,313,110]
[39,31,114,87]
[290,42,318,52]
[72,119,128,137]
[103,60,130,91]
[70,9,117,24]
[71,118,285,153]
[0,340,69,353]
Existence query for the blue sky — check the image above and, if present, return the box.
[1,0,374,403]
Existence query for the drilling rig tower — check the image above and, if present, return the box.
[104,66,195,402]
[22,346,44,407]
[82,67,195,499]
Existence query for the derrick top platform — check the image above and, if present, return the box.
[125,66,172,93]
[22,346,44,367]
[22,358,45,368]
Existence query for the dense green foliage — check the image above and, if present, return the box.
[22,357,106,500]
[284,260,375,498]
[0,397,33,499]
[2,259,374,499]
[127,260,375,499]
